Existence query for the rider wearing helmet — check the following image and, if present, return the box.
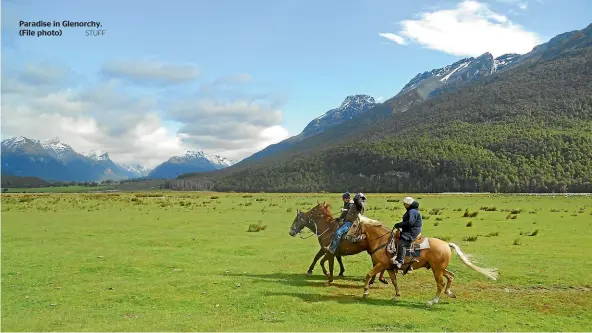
[325,192,366,255]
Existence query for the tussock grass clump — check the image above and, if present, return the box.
[485,232,500,237]
[247,222,267,232]
[463,236,478,242]
[466,221,473,227]
[480,206,497,211]
[463,210,479,218]
[386,199,400,203]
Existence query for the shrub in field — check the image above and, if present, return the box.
[486,232,500,237]
[429,208,443,215]
[210,196,219,199]
[286,208,293,212]
[463,210,478,218]
[513,238,522,245]
[529,229,539,236]
[247,222,267,232]
[463,236,478,242]
[433,222,439,226]
[386,199,400,203]
[466,221,473,227]
[480,206,497,211]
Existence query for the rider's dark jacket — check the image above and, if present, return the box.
[395,201,422,241]
[338,200,354,221]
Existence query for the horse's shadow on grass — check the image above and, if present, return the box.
[263,291,444,310]
[224,272,371,289]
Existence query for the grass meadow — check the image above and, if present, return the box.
[1,192,591,331]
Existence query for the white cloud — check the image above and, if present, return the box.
[100,59,201,85]
[378,32,407,45]
[376,96,385,102]
[381,0,541,57]
[169,82,290,160]
[519,2,528,10]
[1,61,290,167]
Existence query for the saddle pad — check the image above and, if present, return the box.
[414,237,430,250]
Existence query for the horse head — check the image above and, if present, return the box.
[289,208,309,236]
[288,202,333,237]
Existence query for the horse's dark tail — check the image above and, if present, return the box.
[448,243,499,280]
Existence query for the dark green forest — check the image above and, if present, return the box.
[166,46,592,193]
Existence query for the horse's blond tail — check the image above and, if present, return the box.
[448,243,499,281]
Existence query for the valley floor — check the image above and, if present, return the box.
[1,192,591,331]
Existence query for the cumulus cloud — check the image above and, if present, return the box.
[1,61,290,167]
[378,32,407,45]
[380,0,541,57]
[100,59,201,85]
[169,81,290,160]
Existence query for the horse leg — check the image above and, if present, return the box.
[320,255,328,277]
[307,248,325,276]
[427,266,447,306]
[369,258,377,285]
[378,270,388,284]
[324,254,335,285]
[362,263,386,298]
[386,269,401,301]
[336,254,345,277]
[443,268,456,298]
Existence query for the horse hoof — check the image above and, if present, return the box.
[306,271,313,277]
[363,292,369,298]
[379,278,389,285]
[426,301,434,306]
[392,296,398,302]
[446,291,457,298]
[324,281,332,286]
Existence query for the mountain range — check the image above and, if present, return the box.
[0,136,234,182]
[4,23,591,191]
[167,23,592,193]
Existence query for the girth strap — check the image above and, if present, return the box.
[369,242,388,255]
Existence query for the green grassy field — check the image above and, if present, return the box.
[2,192,591,331]
[4,185,112,193]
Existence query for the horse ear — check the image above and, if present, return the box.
[296,208,299,214]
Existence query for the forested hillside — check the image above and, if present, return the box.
[167,37,592,193]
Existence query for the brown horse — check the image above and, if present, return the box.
[288,202,387,284]
[359,221,499,305]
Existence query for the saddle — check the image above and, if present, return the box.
[386,230,423,274]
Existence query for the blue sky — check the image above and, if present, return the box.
[2,0,590,167]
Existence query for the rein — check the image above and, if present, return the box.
[297,213,332,241]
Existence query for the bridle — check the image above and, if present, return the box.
[291,211,332,240]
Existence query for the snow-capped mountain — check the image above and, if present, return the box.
[387,52,522,114]
[83,149,110,161]
[0,136,151,181]
[148,150,235,179]
[117,163,152,178]
[302,94,377,136]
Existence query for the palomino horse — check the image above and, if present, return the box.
[359,221,499,305]
[288,202,387,285]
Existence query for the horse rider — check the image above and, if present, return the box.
[335,192,354,225]
[324,192,366,255]
[391,196,423,269]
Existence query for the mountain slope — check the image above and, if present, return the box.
[148,151,234,179]
[169,24,592,193]
[241,94,377,163]
[0,137,149,181]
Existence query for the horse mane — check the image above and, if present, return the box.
[307,202,335,224]
[359,215,392,233]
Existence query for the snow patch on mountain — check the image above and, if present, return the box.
[84,149,110,161]
[184,150,234,167]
